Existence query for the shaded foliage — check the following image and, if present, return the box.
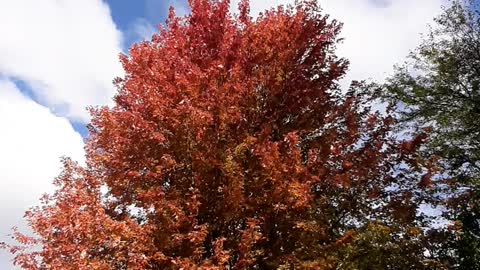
[383,1,480,268]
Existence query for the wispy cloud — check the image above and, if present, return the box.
[130,18,158,42]
[145,0,189,22]
[127,0,190,43]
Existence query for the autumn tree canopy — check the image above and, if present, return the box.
[3,0,438,269]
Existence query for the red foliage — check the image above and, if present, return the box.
[3,1,430,269]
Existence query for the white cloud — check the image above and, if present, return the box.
[0,79,85,269]
[0,0,124,122]
[231,0,447,88]
[0,0,121,268]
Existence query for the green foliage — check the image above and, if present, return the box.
[383,1,480,267]
[336,223,435,270]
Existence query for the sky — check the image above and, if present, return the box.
[0,0,447,268]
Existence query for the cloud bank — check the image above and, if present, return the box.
[0,79,85,269]
[231,0,447,88]
[0,0,124,122]
[0,0,122,268]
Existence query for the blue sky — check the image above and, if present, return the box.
[108,0,189,50]
[0,0,448,269]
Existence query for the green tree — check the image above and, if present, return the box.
[383,1,480,268]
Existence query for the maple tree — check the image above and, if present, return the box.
[2,0,439,269]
